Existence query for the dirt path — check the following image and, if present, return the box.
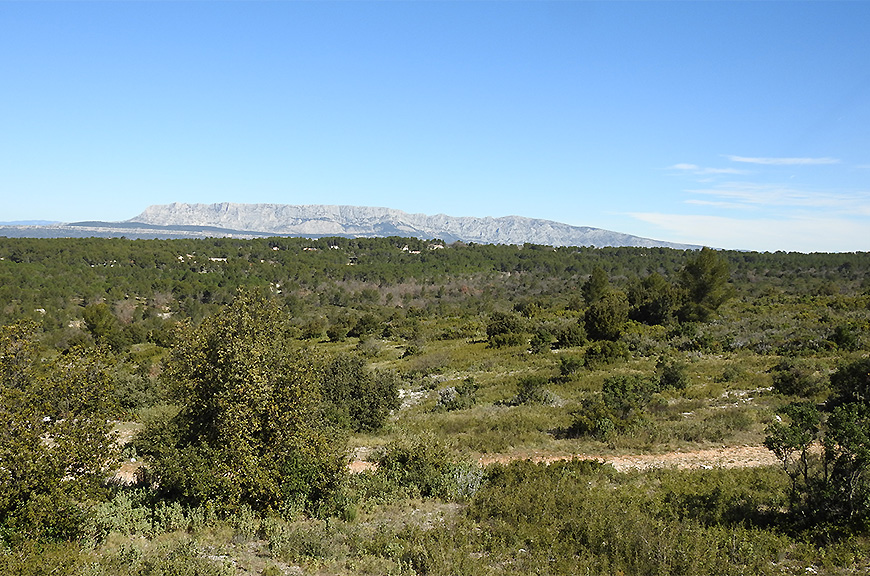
[351,444,779,474]
[476,445,778,472]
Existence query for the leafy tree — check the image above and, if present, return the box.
[763,402,822,504]
[82,303,127,350]
[678,247,733,322]
[764,358,870,529]
[0,323,117,541]
[137,291,345,515]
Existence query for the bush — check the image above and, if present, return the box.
[554,320,586,349]
[584,340,629,368]
[486,312,527,348]
[434,378,478,412]
[566,396,616,440]
[375,434,457,499]
[320,353,400,432]
[769,358,826,398]
[602,374,657,421]
[584,290,629,341]
[657,356,689,391]
[509,375,558,406]
[137,292,346,515]
[559,354,584,377]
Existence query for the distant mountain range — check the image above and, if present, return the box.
[0,202,700,249]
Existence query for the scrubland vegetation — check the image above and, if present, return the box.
[1,236,870,574]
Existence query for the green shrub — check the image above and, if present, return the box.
[559,354,584,377]
[320,352,400,432]
[656,356,689,391]
[434,377,477,412]
[375,434,456,499]
[486,312,527,348]
[769,358,826,398]
[584,340,629,367]
[508,375,558,406]
[584,290,629,341]
[554,320,586,349]
[602,374,657,420]
[566,396,616,440]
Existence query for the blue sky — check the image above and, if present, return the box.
[1,1,868,252]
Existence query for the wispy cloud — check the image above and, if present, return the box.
[669,163,746,175]
[687,183,869,212]
[627,212,869,252]
[658,155,868,251]
[725,155,840,166]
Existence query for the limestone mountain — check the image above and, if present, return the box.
[0,202,699,248]
[125,203,695,248]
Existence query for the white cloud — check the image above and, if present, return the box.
[725,155,840,166]
[669,163,746,175]
[627,212,869,253]
[687,183,870,213]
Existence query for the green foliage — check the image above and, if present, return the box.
[764,358,870,531]
[828,323,860,351]
[584,289,629,341]
[769,357,827,398]
[465,460,793,576]
[508,374,557,406]
[828,356,870,408]
[629,272,681,325]
[679,247,733,322]
[0,322,117,542]
[485,311,526,348]
[656,356,689,391]
[764,402,822,502]
[137,291,346,515]
[583,339,629,367]
[375,434,457,499]
[434,377,478,412]
[558,354,584,376]
[602,373,657,421]
[319,352,400,432]
[553,319,586,348]
[582,266,610,305]
[566,395,617,440]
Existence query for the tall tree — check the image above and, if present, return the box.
[678,247,733,322]
[582,267,610,306]
[138,291,345,514]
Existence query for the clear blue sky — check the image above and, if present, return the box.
[2,1,868,252]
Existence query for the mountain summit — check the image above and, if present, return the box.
[126,202,694,248]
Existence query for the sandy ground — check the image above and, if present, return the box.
[348,444,779,475]
[476,444,778,472]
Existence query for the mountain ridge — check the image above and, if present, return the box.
[125,202,698,248]
[0,203,700,249]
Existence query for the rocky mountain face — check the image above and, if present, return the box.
[124,202,695,248]
[0,202,697,248]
